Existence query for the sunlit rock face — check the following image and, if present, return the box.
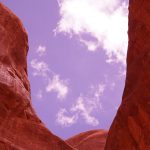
[66,130,107,150]
[105,0,150,149]
[0,3,74,150]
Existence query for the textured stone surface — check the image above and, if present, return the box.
[0,3,74,150]
[66,130,107,150]
[105,1,150,149]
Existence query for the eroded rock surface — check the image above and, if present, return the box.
[105,1,150,149]
[0,3,74,150]
[66,130,107,150]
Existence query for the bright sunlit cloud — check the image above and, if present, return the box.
[56,0,128,64]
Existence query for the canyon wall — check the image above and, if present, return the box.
[0,3,74,150]
[105,0,150,149]
[66,130,107,150]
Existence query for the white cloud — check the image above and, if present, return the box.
[31,59,69,100]
[56,108,77,127]
[70,84,105,126]
[36,45,46,56]
[30,59,50,77]
[79,39,99,52]
[71,96,99,126]
[56,83,105,127]
[56,0,128,64]
[46,75,69,100]
[110,82,116,90]
[91,84,105,101]
[36,90,43,99]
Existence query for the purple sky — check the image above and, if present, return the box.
[2,0,128,139]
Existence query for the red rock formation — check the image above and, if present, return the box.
[66,130,107,150]
[0,3,74,150]
[105,1,150,149]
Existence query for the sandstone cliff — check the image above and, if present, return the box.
[66,130,107,150]
[0,3,74,150]
[105,0,150,149]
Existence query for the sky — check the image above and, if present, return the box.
[2,0,128,139]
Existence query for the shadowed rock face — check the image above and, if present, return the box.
[105,1,150,149]
[66,130,107,150]
[0,3,74,150]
